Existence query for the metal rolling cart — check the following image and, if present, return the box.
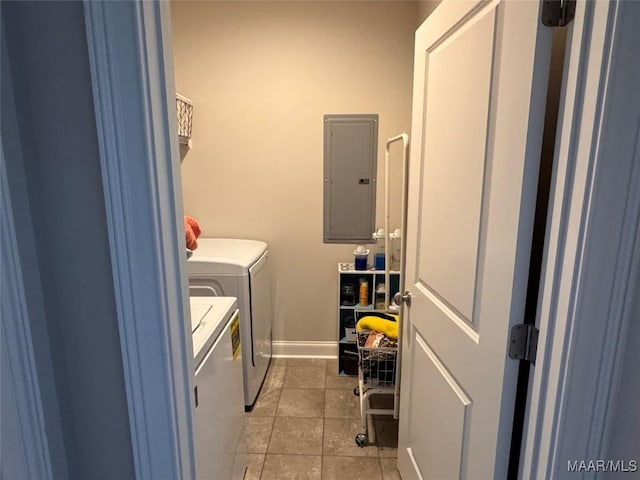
[352,132,408,448]
[353,321,399,447]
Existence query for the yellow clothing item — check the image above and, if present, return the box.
[356,315,399,339]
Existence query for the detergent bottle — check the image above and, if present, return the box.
[372,228,385,270]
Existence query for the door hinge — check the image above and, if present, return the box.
[509,324,539,364]
[541,0,576,27]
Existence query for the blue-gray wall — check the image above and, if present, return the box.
[2,2,135,478]
[1,8,70,479]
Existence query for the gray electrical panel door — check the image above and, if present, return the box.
[323,114,378,243]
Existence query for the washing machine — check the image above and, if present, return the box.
[190,295,245,480]
[188,238,273,410]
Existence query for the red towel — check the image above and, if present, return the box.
[185,216,201,238]
[184,216,201,250]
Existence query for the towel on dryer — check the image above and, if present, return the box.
[184,216,202,250]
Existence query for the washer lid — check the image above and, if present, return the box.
[190,296,238,365]
[188,238,268,275]
[189,297,213,333]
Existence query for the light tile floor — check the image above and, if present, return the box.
[242,358,401,480]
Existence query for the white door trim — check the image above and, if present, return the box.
[83,2,195,479]
[1,135,53,480]
[522,1,640,477]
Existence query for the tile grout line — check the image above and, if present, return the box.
[320,417,325,480]
[258,371,284,480]
[321,370,327,479]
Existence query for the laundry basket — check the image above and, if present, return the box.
[357,330,398,388]
[353,313,399,448]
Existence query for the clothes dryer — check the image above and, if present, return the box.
[188,238,273,410]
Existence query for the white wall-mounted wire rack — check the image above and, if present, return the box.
[176,93,193,148]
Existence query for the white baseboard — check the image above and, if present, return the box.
[271,341,338,358]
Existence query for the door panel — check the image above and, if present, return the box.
[407,330,471,480]
[399,1,551,479]
[419,7,496,324]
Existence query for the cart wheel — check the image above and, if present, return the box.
[355,433,367,448]
[353,387,360,397]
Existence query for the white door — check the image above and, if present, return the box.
[398,1,552,479]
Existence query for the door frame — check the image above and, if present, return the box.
[82,2,195,479]
[3,1,631,478]
[521,0,640,477]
